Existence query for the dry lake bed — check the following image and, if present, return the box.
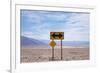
[21,47,89,63]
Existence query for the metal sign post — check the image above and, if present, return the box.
[49,40,56,60]
[52,46,54,60]
[50,32,64,60]
[61,39,63,60]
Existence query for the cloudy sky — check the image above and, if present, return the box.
[20,9,90,41]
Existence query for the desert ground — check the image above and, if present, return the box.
[21,47,89,63]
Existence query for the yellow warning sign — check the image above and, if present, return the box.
[49,40,56,48]
[50,32,64,40]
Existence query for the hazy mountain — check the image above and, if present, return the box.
[56,41,89,47]
[42,40,89,47]
[21,36,48,47]
[21,36,89,47]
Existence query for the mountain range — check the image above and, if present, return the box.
[21,36,48,47]
[21,36,89,47]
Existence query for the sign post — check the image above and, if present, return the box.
[50,32,64,60]
[49,40,56,60]
[61,39,63,60]
[52,46,54,60]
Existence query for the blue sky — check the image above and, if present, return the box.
[21,10,90,41]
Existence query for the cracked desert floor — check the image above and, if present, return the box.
[21,47,89,63]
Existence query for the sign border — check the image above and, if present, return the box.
[50,32,64,40]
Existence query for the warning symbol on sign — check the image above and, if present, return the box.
[49,32,64,60]
[50,32,64,40]
[49,40,56,48]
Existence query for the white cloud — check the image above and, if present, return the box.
[21,10,89,41]
[62,13,89,41]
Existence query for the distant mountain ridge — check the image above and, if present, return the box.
[56,41,89,47]
[21,36,47,47]
[21,36,89,47]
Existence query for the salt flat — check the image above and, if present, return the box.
[21,47,89,63]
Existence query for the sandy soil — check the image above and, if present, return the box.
[21,48,89,63]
